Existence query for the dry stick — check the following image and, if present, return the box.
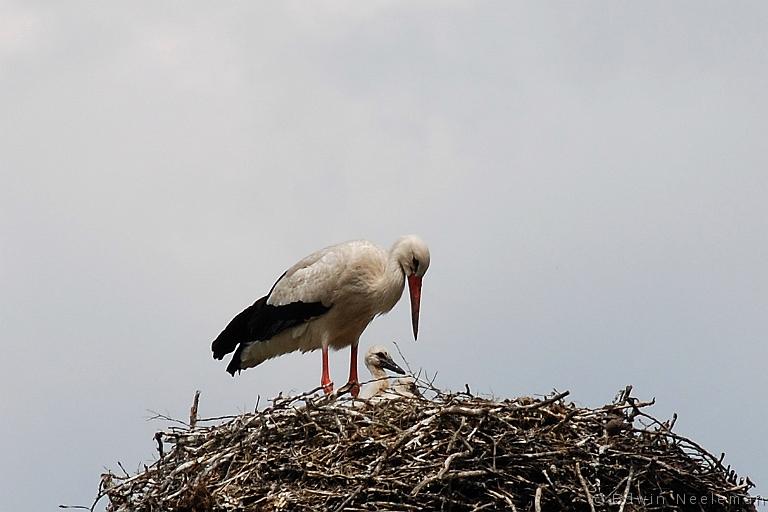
[147,411,189,427]
[332,484,365,512]
[545,409,580,433]
[412,449,472,495]
[270,385,326,408]
[619,385,633,403]
[447,417,467,451]
[542,469,568,509]
[518,390,570,410]
[154,432,164,459]
[392,340,415,375]
[631,423,723,470]
[116,461,130,478]
[534,485,543,512]
[196,414,240,423]
[189,390,201,429]
[575,462,596,512]
[668,412,678,430]
[618,467,635,512]
[487,489,517,511]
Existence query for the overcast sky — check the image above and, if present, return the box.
[1,2,767,509]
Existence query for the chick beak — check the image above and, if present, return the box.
[380,354,406,375]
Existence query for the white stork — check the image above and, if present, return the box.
[211,235,430,397]
[359,344,418,400]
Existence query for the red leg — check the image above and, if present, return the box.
[321,344,333,394]
[346,343,360,398]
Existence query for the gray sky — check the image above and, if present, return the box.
[2,2,767,509]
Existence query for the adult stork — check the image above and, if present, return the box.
[211,235,430,397]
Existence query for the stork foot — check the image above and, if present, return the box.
[321,380,334,395]
[339,380,360,398]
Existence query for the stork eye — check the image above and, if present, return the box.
[376,352,386,358]
[412,257,420,272]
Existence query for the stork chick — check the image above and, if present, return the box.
[360,345,418,400]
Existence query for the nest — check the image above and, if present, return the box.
[95,383,758,511]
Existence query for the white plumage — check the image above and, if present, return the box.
[359,344,418,400]
[212,235,430,397]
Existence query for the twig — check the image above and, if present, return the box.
[189,390,201,429]
[618,467,634,512]
[518,390,570,410]
[575,462,596,512]
[534,485,543,512]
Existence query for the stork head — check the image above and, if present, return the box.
[365,345,406,375]
[392,235,430,340]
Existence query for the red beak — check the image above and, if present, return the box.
[407,275,422,340]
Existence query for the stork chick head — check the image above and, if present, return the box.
[392,235,430,340]
[365,345,406,376]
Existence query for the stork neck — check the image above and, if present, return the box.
[367,366,391,394]
[368,365,389,381]
[360,364,391,399]
[374,252,406,313]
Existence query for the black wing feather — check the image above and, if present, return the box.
[211,294,331,368]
